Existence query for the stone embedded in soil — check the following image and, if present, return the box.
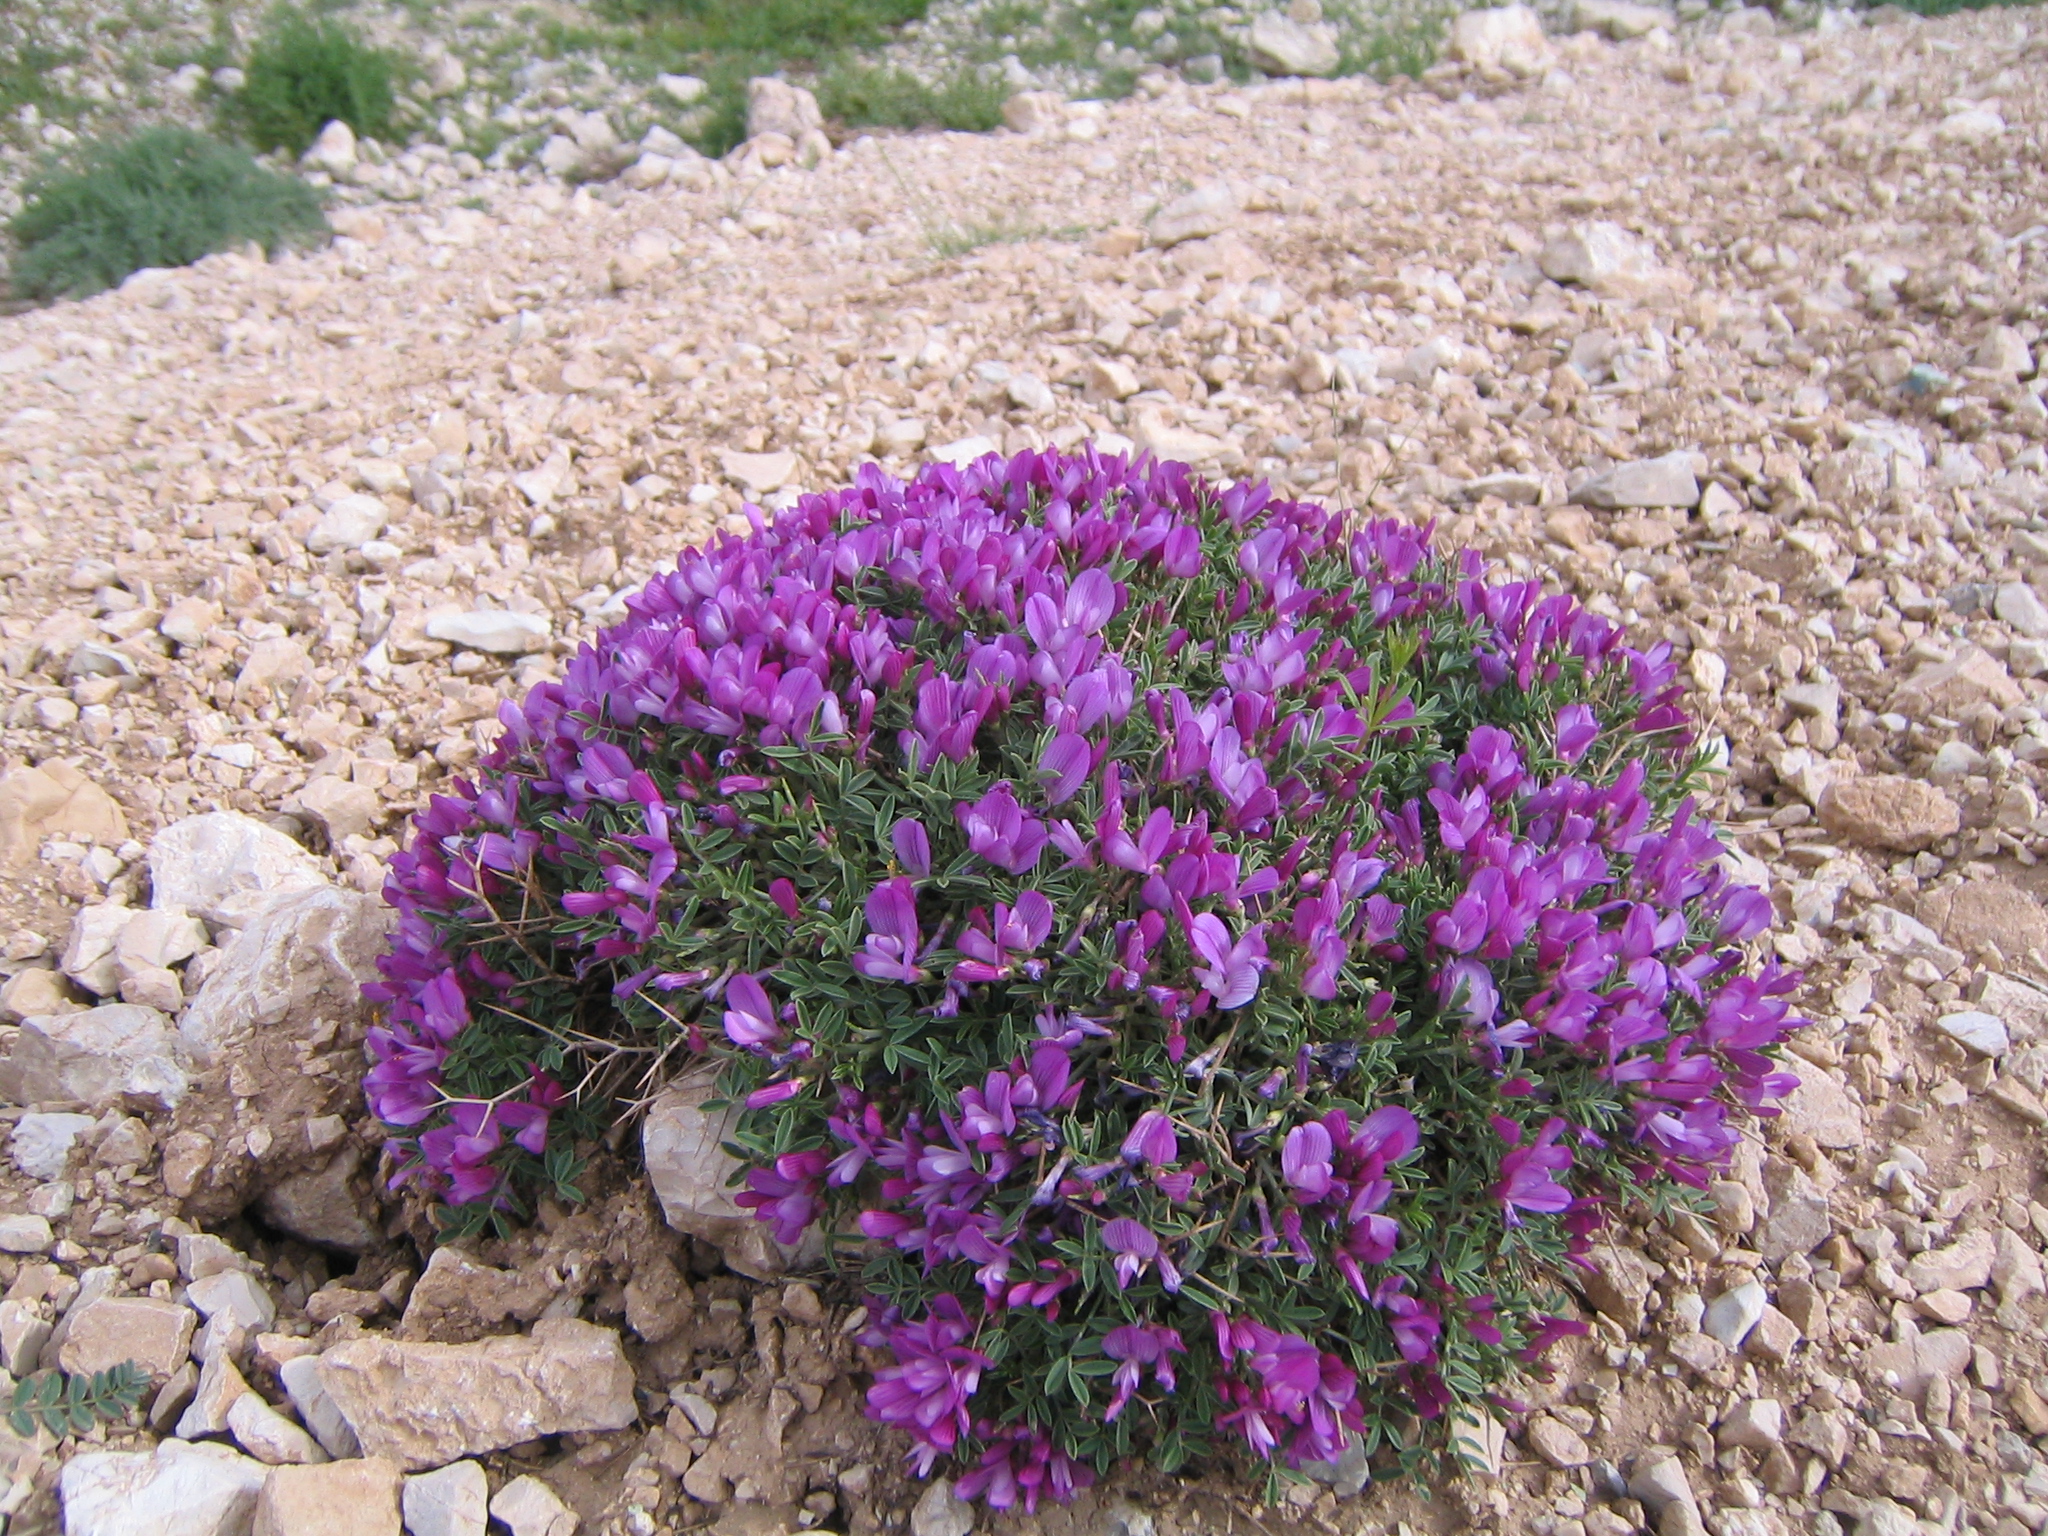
[279,1353,361,1460]
[0,1003,188,1111]
[1526,1414,1593,1469]
[146,813,329,931]
[1935,1010,2011,1057]
[910,1479,976,1536]
[1148,182,1241,248]
[60,1440,268,1536]
[1245,12,1340,77]
[228,1392,328,1466]
[9,1111,94,1180]
[1906,1230,1997,1294]
[59,1295,196,1381]
[316,1317,638,1470]
[1571,454,1701,510]
[489,1475,579,1536]
[423,610,552,655]
[1446,4,1551,75]
[402,1460,489,1536]
[1815,775,1961,852]
[1918,878,2048,967]
[252,1456,403,1536]
[1703,1281,1769,1350]
[644,1071,816,1281]
[0,762,128,871]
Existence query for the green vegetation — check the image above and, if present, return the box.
[7,1363,148,1439]
[227,6,401,158]
[815,58,1006,133]
[8,127,327,302]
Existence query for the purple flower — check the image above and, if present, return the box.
[1492,1116,1574,1223]
[1102,1216,1179,1291]
[956,783,1049,875]
[866,1295,989,1475]
[891,817,933,879]
[1102,1322,1185,1422]
[1186,912,1269,1008]
[1281,1122,1334,1198]
[1120,1109,1178,1168]
[735,1148,826,1243]
[1039,733,1093,805]
[1556,703,1600,762]
[852,877,927,983]
[722,972,783,1052]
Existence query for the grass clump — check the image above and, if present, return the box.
[8,127,326,302]
[228,6,401,158]
[815,59,1006,133]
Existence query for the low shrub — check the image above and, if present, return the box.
[7,127,326,302]
[366,449,1798,1501]
[229,6,399,159]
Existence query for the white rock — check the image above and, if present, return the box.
[278,1354,360,1460]
[1246,12,1340,76]
[1006,374,1055,413]
[490,1475,579,1536]
[425,611,552,655]
[187,1270,277,1333]
[1934,1010,2009,1057]
[1703,1280,1769,1349]
[227,1391,326,1465]
[513,451,571,508]
[1447,5,1552,75]
[306,495,387,554]
[746,77,822,141]
[1936,108,2004,145]
[0,1213,53,1253]
[1539,221,1684,300]
[910,1479,975,1536]
[114,906,210,975]
[645,1070,816,1280]
[60,1440,269,1536]
[63,903,140,996]
[10,1110,95,1179]
[928,435,1001,469]
[719,449,798,494]
[147,813,328,930]
[1573,0,1671,38]
[1996,583,2048,639]
[1978,325,2035,377]
[656,73,706,105]
[0,1002,188,1110]
[1571,453,1701,509]
[1002,90,1065,134]
[403,1459,489,1536]
[1148,182,1241,247]
[302,120,357,176]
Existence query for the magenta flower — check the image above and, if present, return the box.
[1186,913,1269,1008]
[1281,1122,1334,1198]
[851,877,927,983]
[957,783,1048,874]
[1102,1217,1180,1291]
[734,1149,826,1243]
[1493,1116,1574,1223]
[1555,703,1600,762]
[866,1295,989,1475]
[722,972,783,1052]
[1120,1109,1178,1168]
[891,817,933,878]
[1102,1322,1185,1421]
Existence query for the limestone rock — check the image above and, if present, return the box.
[1905,1229,1996,1293]
[1247,12,1340,76]
[1888,645,2023,718]
[279,1353,361,1459]
[402,1460,489,1536]
[399,1245,555,1343]
[229,1390,328,1465]
[306,495,387,555]
[1918,879,2048,967]
[58,1295,196,1381]
[316,1317,639,1470]
[1580,1245,1654,1334]
[1148,182,1241,248]
[424,611,551,655]
[1539,222,1688,301]
[1703,1280,1768,1349]
[1934,1010,2009,1057]
[1717,1398,1783,1452]
[719,450,798,496]
[289,776,383,844]
[60,1440,268,1536]
[1571,453,1701,509]
[1757,1164,1831,1262]
[253,1456,402,1536]
[490,1475,579,1536]
[910,1479,974,1536]
[745,78,822,142]
[1001,91,1065,134]
[257,1143,382,1253]
[1818,776,1960,852]
[10,1110,95,1179]
[1447,5,1552,76]
[147,813,328,931]
[166,885,392,1231]
[0,761,129,871]
[646,1070,817,1280]
[303,120,358,176]
[0,1002,188,1111]
[1574,0,1670,39]
[1526,1414,1592,1469]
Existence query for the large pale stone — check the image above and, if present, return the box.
[1246,12,1340,75]
[253,1456,402,1536]
[1918,879,2048,967]
[645,1071,812,1280]
[316,1318,638,1470]
[0,761,129,871]
[1888,646,2023,719]
[424,611,551,655]
[167,885,392,1233]
[147,813,328,930]
[1818,776,1960,852]
[490,1475,579,1536]
[10,1110,95,1178]
[279,1353,361,1459]
[229,1390,328,1464]
[402,1460,489,1536]
[718,450,798,496]
[60,1440,268,1536]
[1148,182,1241,248]
[745,77,822,141]
[1539,221,1688,301]
[1571,454,1700,510]
[1447,5,1552,75]
[0,1003,188,1110]
[58,1296,197,1381]
[1573,0,1670,38]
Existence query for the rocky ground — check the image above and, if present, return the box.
[3,2,2048,1534]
